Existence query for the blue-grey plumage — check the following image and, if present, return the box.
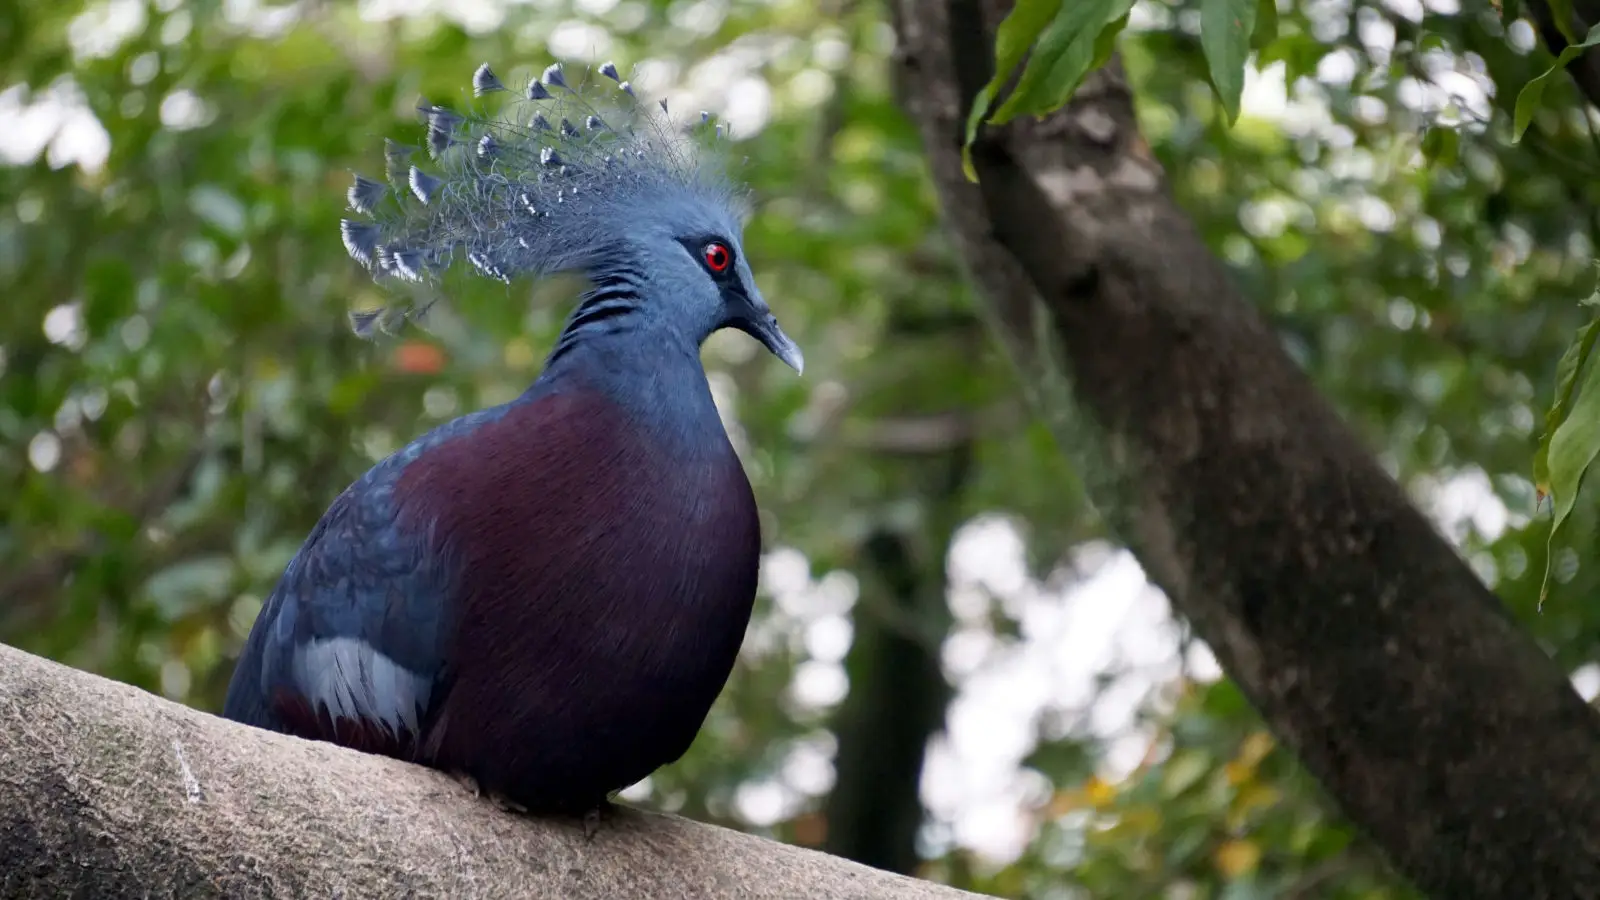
[222,59,801,815]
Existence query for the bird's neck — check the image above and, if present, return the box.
[534,291,727,455]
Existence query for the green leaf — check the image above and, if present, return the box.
[1255,33,1332,84]
[1090,13,1129,76]
[1419,127,1459,167]
[1416,31,1451,55]
[1540,311,1600,607]
[1548,0,1578,42]
[962,0,1064,181]
[1160,749,1212,798]
[990,0,1135,125]
[1199,0,1258,124]
[1250,0,1278,51]
[1535,309,1600,500]
[1513,22,1600,142]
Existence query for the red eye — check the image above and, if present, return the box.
[703,241,732,273]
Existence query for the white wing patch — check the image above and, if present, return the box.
[290,637,431,739]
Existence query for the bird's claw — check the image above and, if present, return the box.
[453,771,527,814]
[582,804,610,841]
[492,793,529,815]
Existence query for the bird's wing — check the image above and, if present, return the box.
[223,477,455,758]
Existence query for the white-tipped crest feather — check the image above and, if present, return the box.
[340,59,740,336]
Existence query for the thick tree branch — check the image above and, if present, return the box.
[892,1,1600,897]
[0,642,985,899]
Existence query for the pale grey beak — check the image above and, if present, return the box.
[735,308,804,375]
[755,314,804,374]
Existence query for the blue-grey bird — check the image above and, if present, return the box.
[221,59,802,819]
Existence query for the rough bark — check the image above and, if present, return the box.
[890,1,1600,898]
[0,642,985,900]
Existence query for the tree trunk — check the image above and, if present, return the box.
[0,642,985,899]
[824,528,952,874]
[825,432,967,874]
[822,316,978,874]
[889,1,1600,897]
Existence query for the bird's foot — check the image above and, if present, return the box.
[452,771,528,815]
[582,801,615,841]
[491,793,529,815]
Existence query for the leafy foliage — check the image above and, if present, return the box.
[1513,23,1600,140]
[1199,0,1257,123]
[1535,276,1600,604]
[965,0,1135,178]
[963,0,1271,176]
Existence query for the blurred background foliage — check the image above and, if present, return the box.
[2,0,1596,896]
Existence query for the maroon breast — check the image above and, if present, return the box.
[393,389,762,811]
